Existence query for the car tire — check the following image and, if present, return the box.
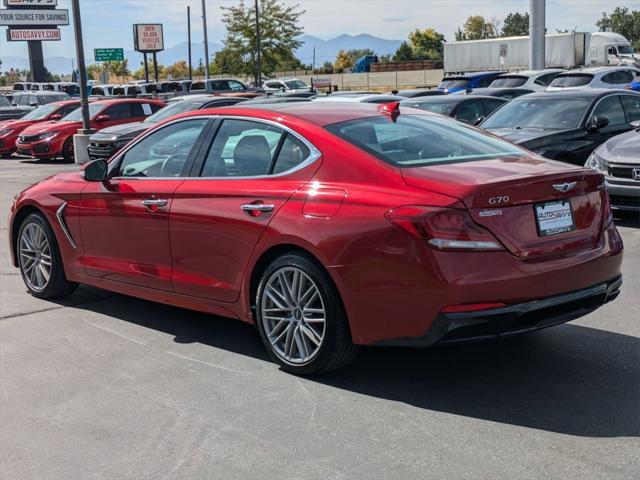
[17,212,78,299]
[255,252,359,375]
[62,137,74,163]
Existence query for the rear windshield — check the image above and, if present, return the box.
[402,99,456,115]
[144,100,206,123]
[482,98,590,130]
[490,76,527,87]
[325,115,524,167]
[549,74,593,87]
[438,78,470,90]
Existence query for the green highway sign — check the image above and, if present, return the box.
[94,48,124,62]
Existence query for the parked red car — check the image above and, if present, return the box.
[0,100,80,155]
[15,98,164,162]
[8,102,623,375]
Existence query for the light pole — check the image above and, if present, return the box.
[255,0,262,87]
[529,0,546,70]
[70,0,92,164]
[187,5,193,79]
[202,0,210,79]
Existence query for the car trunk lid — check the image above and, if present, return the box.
[401,157,606,258]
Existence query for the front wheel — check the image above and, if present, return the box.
[17,213,77,299]
[255,253,358,375]
[62,137,74,163]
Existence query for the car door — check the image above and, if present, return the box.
[79,117,211,291]
[620,94,640,123]
[170,118,320,302]
[578,94,630,160]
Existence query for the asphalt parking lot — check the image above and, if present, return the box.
[0,156,638,479]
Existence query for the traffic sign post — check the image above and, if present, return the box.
[94,48,124,62]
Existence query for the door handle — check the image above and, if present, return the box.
[241,203,275,213]
[142,198,168,207]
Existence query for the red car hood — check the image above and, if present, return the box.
[21,120,80,135]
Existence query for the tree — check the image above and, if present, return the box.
[501,12,529,37]
[393,41,414,61]
[596,7,640,51]
[194,58,205,76]
[87,63,102,80]
[165,60,189,79]
[214,0,305,81]
[333,48,375,70]
[333,49,352,71]
[409,28,446,59]
[108,60,130,81]
[455,15,498,41]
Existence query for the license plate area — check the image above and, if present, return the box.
[535,200,575,237]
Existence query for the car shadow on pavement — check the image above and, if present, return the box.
[614,211,639,229]
[68,288,640,439]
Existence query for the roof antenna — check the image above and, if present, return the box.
[377,101,401,122]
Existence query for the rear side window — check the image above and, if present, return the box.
[201,119,284,176]
[620,95,640,122]
[326,115,524,167]
[105,103,132,120]
[481,99,507,115]
[535,72,561,86]
[272,135,311,174]
[453,100,484,124]
[490,76,527,88]
[59,103,80,116]
[191,81,205,91]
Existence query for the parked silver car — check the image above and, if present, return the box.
[585,120,640,212]
[547,66,639,91]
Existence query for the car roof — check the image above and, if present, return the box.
[456,87,534,95]
[495,68,564,77]
[186,101,414,127]
[14,91,67,95]
[568,66,638,74]
[92,98,165,106]
[512,88,640,100]
[444,71,501,79]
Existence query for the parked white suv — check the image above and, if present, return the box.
[547,66,640,91]
[263,77,311,93]
[489,69,564,91]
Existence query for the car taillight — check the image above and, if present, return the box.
[601,188,613,231]
[385,206,504,251]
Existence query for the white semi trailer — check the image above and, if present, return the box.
[444,32,639,73]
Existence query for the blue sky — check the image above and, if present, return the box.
[0,0,635,59]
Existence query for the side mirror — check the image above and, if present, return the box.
[630,119,640,130]
[474,116,485,126]
[48,114,62,120]
[587,116,610,132]
[95,114,111,122]
[82,159,108,182]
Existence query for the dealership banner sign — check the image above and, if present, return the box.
[133,24,164,52]
[7,27,60,41]
[4,0,58,6]
[0,8,69,26]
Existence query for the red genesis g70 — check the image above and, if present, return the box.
[8,102,623,375]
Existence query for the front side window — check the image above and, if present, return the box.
[63,103,103,121]
[228,80,245,91]
[104,103,132,120]
[285,80,308,89]
[191,81,205,91]
[590,95,626,126]
[482,98,590,130]
[620,95,640,122]
[115,119,208,178]
[326,115,525,167]
[200,119,285,177]
[453,100,484,124]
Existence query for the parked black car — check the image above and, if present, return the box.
[452,87,535,100]
[401,95,508,125]
[394,89,445,98]
[189,78,262,95]
[481,89,640,165]
[87,95,247,160]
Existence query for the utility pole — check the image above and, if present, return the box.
[529,0,546,70]
[255,0,262,87]
[312,47,316,76]
[70,0,92,163]
[202,0,210,80]
[187,6,193,79]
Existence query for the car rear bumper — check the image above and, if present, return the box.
[376,275,622,347]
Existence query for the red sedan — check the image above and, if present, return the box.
[0,100,80,155]
[15,98,164,162]
[8,102,623,375]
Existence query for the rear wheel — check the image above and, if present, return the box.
[62,137,74,163]
[255,253,358,375]
[17,213,77,299]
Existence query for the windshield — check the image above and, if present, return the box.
[403,100,456,115]
[0,97,10,107]
[62,103,103,121]
[549,74,593,87]
[490,76,527,88]
[482,98,590,130]
[326,115,524,167]
[21,103,61,120]
[617,45,635,55]
[285,80,308,89]
[145,100,205,123]
[438,79,470,90]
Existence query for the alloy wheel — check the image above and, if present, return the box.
[260,266,327,365]
[19,223,52,292]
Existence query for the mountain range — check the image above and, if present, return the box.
[2,34,403,75]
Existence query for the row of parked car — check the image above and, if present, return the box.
[1,69,638,211]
